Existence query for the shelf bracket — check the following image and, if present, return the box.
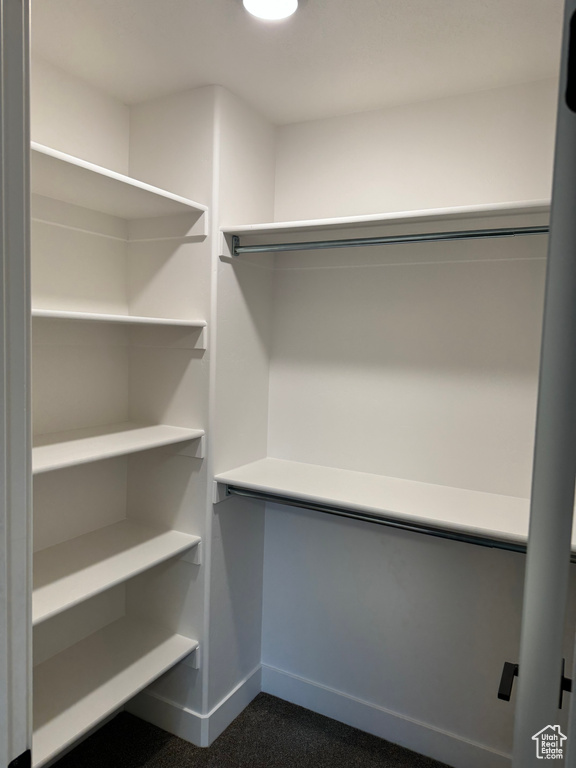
[181,541,202,566]
[176,434,206,460]
[212,481,230,504]
[181,645,201,670]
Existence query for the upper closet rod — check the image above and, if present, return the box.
[232,225,549,256]
[224,484,576,561]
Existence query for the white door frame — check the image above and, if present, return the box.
[0,1,32,767]
[512,0,576,765]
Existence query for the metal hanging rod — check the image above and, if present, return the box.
[225,484,576,559]
[231,225,549,256]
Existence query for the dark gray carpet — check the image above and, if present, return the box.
[53,693,450,768]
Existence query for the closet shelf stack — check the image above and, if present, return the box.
[31,144,208,767]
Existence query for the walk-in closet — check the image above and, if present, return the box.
[1,1,574,767]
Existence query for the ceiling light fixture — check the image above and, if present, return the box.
[243,0,298,21]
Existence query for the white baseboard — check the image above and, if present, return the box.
[127,662,512,768]
[126,665,262,747]
[261,665,512,768]
[206,665,262,744]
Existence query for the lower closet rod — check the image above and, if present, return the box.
[232,225,549,256]
[225,484,575,560]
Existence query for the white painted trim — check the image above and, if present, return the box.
[122,659,511,768]
[205,666,262,744]
[126,691,204,747]
[222,199,550,235]
[126,665,262,747]
[261,665,511,768]
[0,0,32,764]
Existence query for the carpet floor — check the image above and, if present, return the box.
[52,693,450,768]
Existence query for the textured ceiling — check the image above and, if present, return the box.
[31,0,564,124]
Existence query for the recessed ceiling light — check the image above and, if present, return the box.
[243,0,298,21]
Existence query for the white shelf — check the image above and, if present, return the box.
[33,616,198,767]
[214,457,552,549]
[32,308,207,328]
[33,520,201,625]
[33,422,205,474]
[31,142,207,220]
[223,200,550,238]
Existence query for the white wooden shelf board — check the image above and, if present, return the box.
[31,142,207,220]
[32,308,207,328]
[213,457,553,548]
[33,520,201,625]
[33,422,205,474]
[33,616,198,767]
[223,200,550,238]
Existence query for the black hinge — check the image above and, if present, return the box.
[8,750,31,768]
[498,660,573,708]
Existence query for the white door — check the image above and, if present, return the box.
[0,1,32,767]
[511,0,576,765]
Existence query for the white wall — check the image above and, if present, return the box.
[31,56,129,174]
[261,240,547,766]
[125,87,216,721]
[208,87,275,713]
[126,85,276,738]
[261,79,561,768]
[128,86,215,205]
[275,79,558,221]
[262,508,576,768]
[214,86,276,476]
[267,233,546,498]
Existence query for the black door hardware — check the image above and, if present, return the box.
[560,658,573,709]
[498,660,573,708]
[498,661,518,702]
